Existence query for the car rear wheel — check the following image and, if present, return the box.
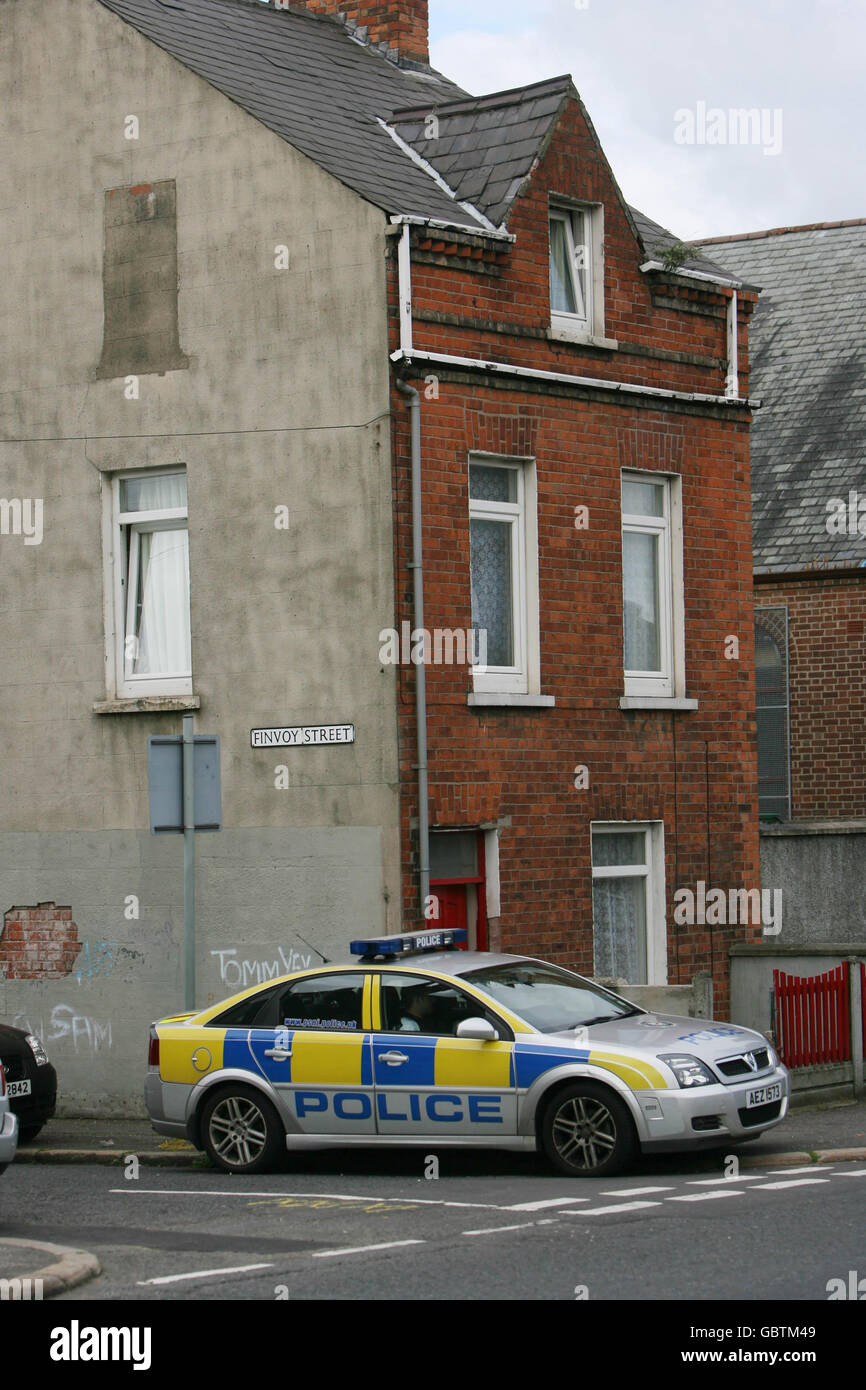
[200,1086,285,1175]
[18,1125,43,1143]
[541,1083,635,1177]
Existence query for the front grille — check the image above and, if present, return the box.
[738,1100,782,1128]
[691,1115,723,1132]
[0,1054,26,1083]
[718,1048,771,1079]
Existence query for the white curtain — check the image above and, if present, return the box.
[129,473,190,676]
[623,530,660,671]
[549,218,577,314]
[592,877,647,983]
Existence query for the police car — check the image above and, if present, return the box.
[145,931,790,1177]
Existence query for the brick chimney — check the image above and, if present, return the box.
[293,2,430,66]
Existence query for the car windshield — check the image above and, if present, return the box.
[461,961,643,1034]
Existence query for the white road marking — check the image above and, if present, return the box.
[599,1185,673,1197]
[687,1174,766,1186]
[571,1201,662,1217]
[138,1262,272,1286]
[666,1190,744,1203]
[463,1223,536,1236]
[313,1240,424,1259]
[110,1188,503,1211]
[767,1166,829,1175]
[837,1169,866,1177]
[753,1178,830,1191]
[504,1197,589,1211]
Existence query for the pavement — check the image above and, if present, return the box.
[2,1097,865,1297]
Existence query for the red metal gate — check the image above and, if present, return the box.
[772,964,850,1067]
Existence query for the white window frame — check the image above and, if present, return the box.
[549,200,604,341]
[621,471,685,700]
[108,468,192,699]
[468,454,539,697]
[591,821,667,986]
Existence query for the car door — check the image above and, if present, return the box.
[245,971,374,1135]
[371,972,517,1137]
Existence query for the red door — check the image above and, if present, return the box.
[432,883,469,939]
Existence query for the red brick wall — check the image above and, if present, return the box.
[0,903,80,980]
[388,92,760,1017]
[407,97,754,398]
[755,575,866,818]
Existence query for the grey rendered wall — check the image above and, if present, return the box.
[759,825,866,945]
[0,0,400,1112]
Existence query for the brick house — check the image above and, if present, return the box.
[697,220,866,949]
[0,0,760,1107]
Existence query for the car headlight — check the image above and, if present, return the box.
[26,1035,49,1067]
[658,1053,717,1088]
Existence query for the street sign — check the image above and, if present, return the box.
[148,734,222,833]
[250,724,355,748]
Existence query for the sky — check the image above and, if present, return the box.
[428,0,864,240]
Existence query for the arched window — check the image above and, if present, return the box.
[755,609,790,820]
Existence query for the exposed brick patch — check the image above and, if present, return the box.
[1,903,80,980]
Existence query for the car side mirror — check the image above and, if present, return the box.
[456,1017,498,1042]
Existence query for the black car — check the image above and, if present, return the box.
[0,1024,57,1141]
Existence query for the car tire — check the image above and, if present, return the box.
[18,1125,43,1143]
[200,1085,285,1175]
[541,1082,636,1177]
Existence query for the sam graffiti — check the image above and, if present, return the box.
[210,947,313,990]
[13,1004,113,1056]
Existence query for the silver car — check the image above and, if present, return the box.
[146,933,790,1177]
[0,1062,19,1174]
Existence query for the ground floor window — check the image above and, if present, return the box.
[591,822,666,984]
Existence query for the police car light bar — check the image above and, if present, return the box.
[350,929,467,959]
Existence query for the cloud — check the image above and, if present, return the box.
[430,0,864,238]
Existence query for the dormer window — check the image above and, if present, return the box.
[549,201,608,345]
[550,207,591,325]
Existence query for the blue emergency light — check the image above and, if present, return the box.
[350,928,467,960]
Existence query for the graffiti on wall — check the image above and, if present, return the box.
[12,1004,113,1055]
[210,946,313,990]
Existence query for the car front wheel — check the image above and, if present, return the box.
[541,1083,635,1177]
[200,1086,285,1175]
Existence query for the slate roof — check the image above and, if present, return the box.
[390,76,572,229]
[96,0,486,231]
[629,207,747,286]
[697,221,866,573]
[96,0,737,278]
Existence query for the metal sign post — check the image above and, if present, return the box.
[147,723,221,1012]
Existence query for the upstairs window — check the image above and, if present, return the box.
[469,457,540,697]
[621,472,687,701]
[113,470,192,698]
[549,207,591,327]
[549,202,604,341]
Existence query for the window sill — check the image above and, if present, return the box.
[619,696,698,712]
[93,695,201,715]
[468,693,556,709]
[548,328,619,351]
